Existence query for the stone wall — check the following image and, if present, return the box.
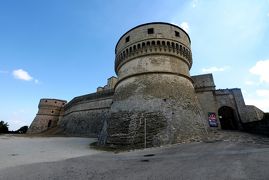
[58,90,114,137]
[230,89,248,123]
[246,105,264,122]
[192,74,220,128]
[243,113,269,136]
[28,99,67,134]
[214,89,241,125]
[195,91,220,128]
[192,74,216,92]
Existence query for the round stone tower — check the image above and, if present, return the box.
[28,98,67,134]
[106,22,207,148]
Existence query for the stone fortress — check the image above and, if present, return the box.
[28,22,265,148]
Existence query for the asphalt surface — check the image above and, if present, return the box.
[1,132,269,180]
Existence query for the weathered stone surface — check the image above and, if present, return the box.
[104,23,208,148]
[28,99,67,134]
[60,110,110,137]
[27,22,266,148]
[58,90,114,137]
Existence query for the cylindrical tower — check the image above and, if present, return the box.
[27,98,67,134]
[105,22,207,148]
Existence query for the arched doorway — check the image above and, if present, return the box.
[218,106,238,130]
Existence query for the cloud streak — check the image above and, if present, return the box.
[256,89,269,97]
[202,66,229,73]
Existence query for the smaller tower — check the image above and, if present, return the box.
[27,98,67,134]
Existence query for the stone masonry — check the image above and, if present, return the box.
[105,23,208,148]
[27,22,265,148]
[28,99,67,134]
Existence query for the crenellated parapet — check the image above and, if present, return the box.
[115,22,192,74]
[115,39,193,73]
[37,99,67,116]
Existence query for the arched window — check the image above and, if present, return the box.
[167,41,170,47]
[48,120,52,128]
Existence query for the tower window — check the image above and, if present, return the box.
[175,31,180,37]
[125,36,130,43]
[147,28,154,34]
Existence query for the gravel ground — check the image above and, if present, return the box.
[0,134,100,170]
[1,131,269,180]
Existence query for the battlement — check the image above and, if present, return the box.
[39,98,67,108]
[115,22,192,74]
[215,88,241,95]
[64,89,114,110]
[192,73,216,92]
[96,76,118,92]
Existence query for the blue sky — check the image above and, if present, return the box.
[0,0,269,130]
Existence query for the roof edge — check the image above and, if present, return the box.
[115,22,191,53]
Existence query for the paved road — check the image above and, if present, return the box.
[1,134,269,180]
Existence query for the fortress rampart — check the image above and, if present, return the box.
[27,22,266,147]
[28,99,67,134]
[58,89,114,137]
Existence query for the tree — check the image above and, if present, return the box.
[15,126,28,134]
[0,120,9,133]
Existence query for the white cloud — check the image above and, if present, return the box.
[256,89,269,97]
[245,98,269,112]
[202,66,229,73]
[12,69,33,81]
[180,22,190,33]
[244,89,269,112]
[249,60,269,83]
[245,80,255,85]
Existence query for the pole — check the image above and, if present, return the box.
[144,118,147,148]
